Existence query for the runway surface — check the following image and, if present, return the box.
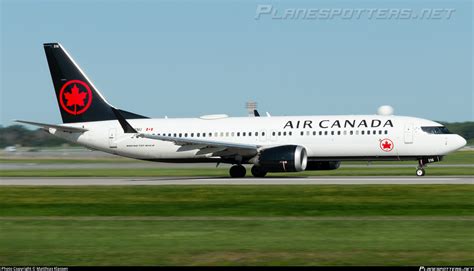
[1,176,472,185]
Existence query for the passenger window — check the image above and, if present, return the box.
[300,131,304,136]
[283,131,286,136]
[237,132,240,137]
[319,131,322,136]
[273,132,276,136]
[337,131,341,135]
[255,132,258,136]
[191,133,194,137]
[278,132,281,136]
[324,131,328,135]
[243,132,246,136]
[262,132,265,136]
[231,132,234,137]
[313,131,316,136]
[179,133,182,137]
[384,130,388,135]
[361,131,364,135]
[331,131,334,135]
[350,131,353,135]
[197,133,200,137]
[209,133,212,137]
[289,131,292,136]
[249,132,252,136]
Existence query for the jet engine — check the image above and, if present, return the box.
[257,145,307,172]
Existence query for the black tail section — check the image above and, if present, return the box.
[44,43,148,123]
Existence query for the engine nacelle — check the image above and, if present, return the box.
[257,145,307,172]
[305,161,341,170]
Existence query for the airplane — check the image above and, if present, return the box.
[17,43,467,177]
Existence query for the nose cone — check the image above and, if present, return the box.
[454,135,467,150]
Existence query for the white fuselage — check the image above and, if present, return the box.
[51,114,466,163]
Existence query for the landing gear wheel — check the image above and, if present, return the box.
[229,165,246,178]
[251,166,267,178]
[416,168,425,177]
[416,159,426,177]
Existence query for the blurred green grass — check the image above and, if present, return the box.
[1,185,473,217]
[0,185,473,265]
[1,219,472,266]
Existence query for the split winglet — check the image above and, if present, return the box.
[111,108,138,133]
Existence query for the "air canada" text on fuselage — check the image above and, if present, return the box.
[283,119,394,129]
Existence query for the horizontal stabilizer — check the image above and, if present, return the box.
[15,120,88,133]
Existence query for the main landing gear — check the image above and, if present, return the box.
[229,165,246,178]
[229,165,268,178]
[251,165,267,178]
[416,159,426,177]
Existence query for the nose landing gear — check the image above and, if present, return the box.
[416,168,425,176]
[416,159,426,177]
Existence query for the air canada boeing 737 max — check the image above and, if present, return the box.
[17,43,467,177]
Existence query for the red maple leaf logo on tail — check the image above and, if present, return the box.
[64,84,87,114]
[59,80,93,115]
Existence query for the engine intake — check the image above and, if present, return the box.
[258,145,307,172]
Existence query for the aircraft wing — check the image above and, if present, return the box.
[15,120,88,133]
[137,133,259,157]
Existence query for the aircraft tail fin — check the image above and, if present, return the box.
[43,43,148,123]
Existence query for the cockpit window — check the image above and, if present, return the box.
[421,126,451,134]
